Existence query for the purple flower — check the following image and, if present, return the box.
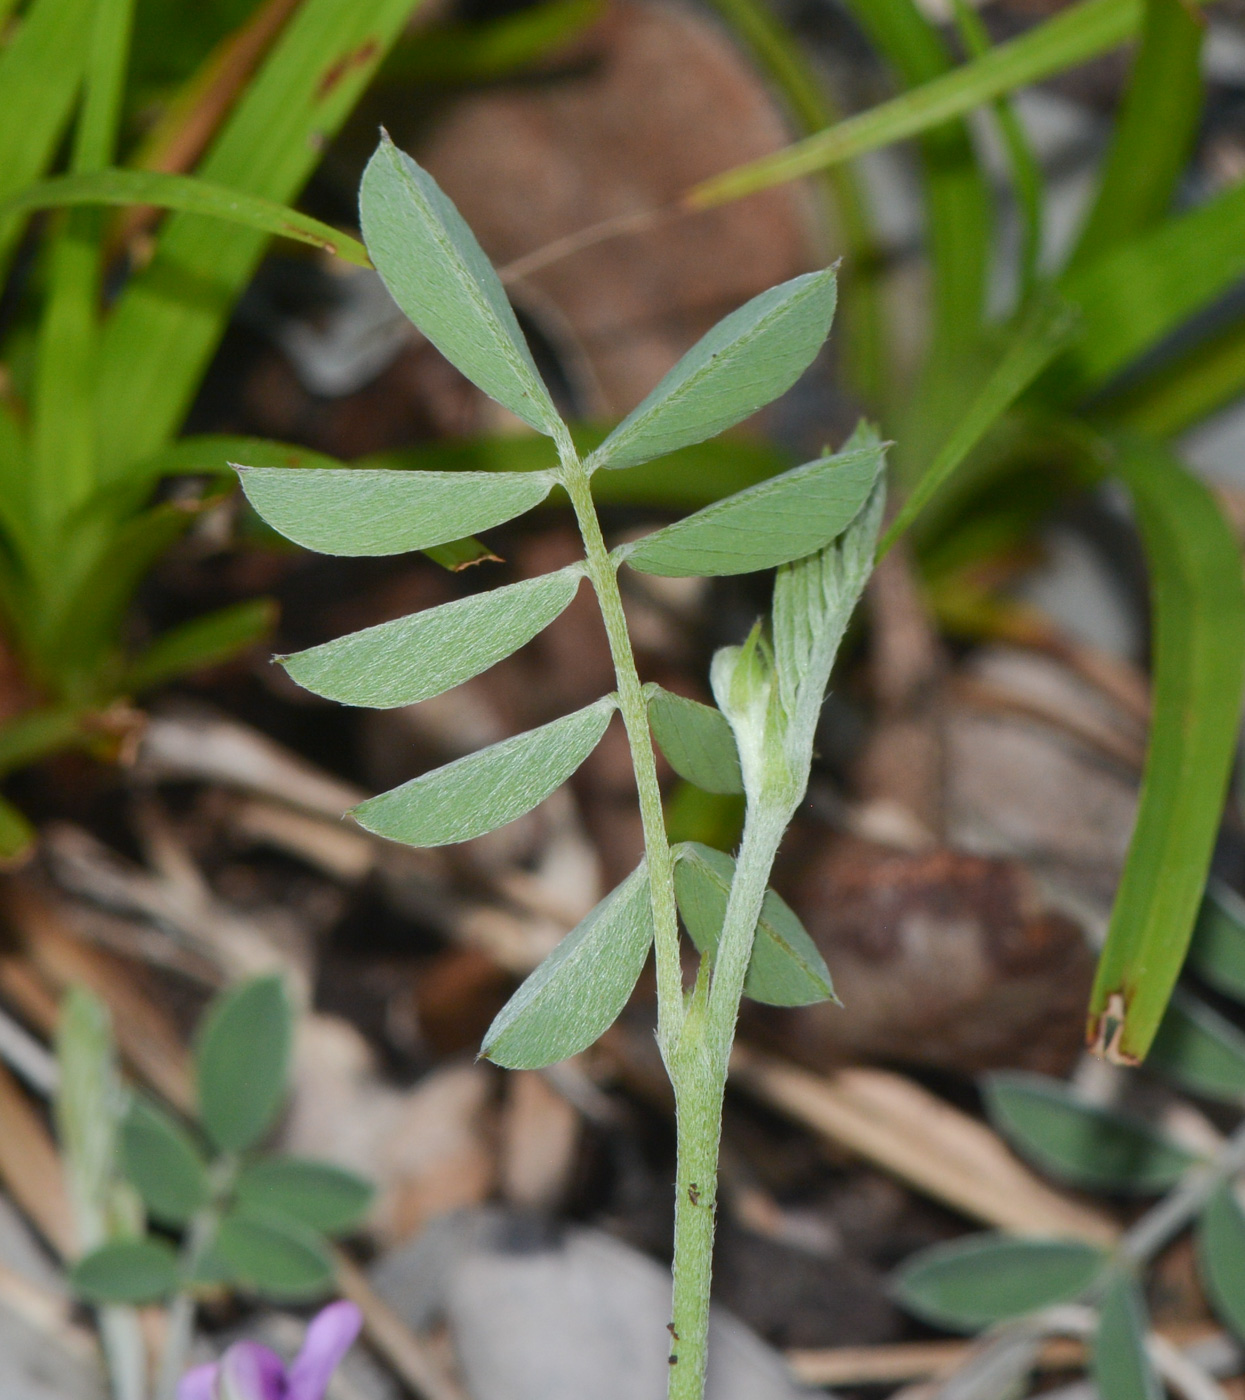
[178,1300,363,1400]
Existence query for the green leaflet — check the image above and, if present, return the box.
[234,1157,374,1236]
[483,860,655,1069]
[893,1234,1107,1333]
[0,170,372,267]
[587,271,838,473]
[645,684,742,795]
[281,564,583,709]
[1198,1182,1245,1343]
[672,842,834,1006]
[359,137,560,436]
[983,1072,1198,1193]
[622,442,883,578]
[353,695,617,847]
[1087,438,1245,1063]
[71,1239,181,1305]
[119,1097,209,1227]
[239,466,555,558]
[1147,991,1245,1106]
[195,976,293,1154]
[213,1211,334,1301]
[1092,1274,1161,1400]
[1188,883,1245,1004]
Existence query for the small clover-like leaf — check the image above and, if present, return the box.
[234,1157,374,1236]
[196,976,293,1154]
[1093,1273,1160,1400]
[353,696,617,847]
[282,564,583,708]
[621,442,883,579]
[213,1210,335,1301]
[71,1239,181,1305]
[673,842,834,1006]
[120,1097,209,1226]
[238,466,555,557]
[893,1234,1107,1332]
[587,270,837,472]
[646,684,742,795]
[360,136,561,435]
[483,860,655,1068]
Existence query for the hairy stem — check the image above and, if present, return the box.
[154,1206,219,1400]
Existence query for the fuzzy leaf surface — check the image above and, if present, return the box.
[353,696,615,846]
[120,1097,209,1227]
[673,842,834,1006]
[283,564,583,708]
[483,861,654,1068]
[646,684,742,795]
[360,137,560,434]
[587,270,837,472]
[71,1239,180,1305]
[238,466,554,557]
[623,442,883,578]
[196,976,292,1154]
[214,1211,334,1300]
[234,1158,374,1236]
[1093,1273,1160,1400]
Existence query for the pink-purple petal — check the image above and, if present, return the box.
[218,1341,288,1400]
[287,1301,363,1400]
[177,1363,220,1400]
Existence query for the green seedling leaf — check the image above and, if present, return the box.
[122,599,278,694]
[1188,882,1245,1004]
[646,684,742,795]
[213,1210,334,1301]
[483,860,655,1068]
[1199,1181,1245,1342]
[673,842,834,1006]
[71,1239,180,1305]
[622,442,883,578]
[1087,438,1245,1063]
[893,1234,1106,1332]
[587,270,837,473]
[196,975,293,1153]
[0,170,371,266]
[119,1097,209,1226]
[281,564,583,708]
[353,696,616,847]
[234,1157,374,1236]
[984,1072,1198,1192]
[238,466,555,557]
[1148,991,1245,1106]
[1093,1272,1161,1400]
[360,136,560,435]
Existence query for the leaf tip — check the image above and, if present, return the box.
[1089,991,1141,1066]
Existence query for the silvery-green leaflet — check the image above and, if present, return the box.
[239,132,887,1400]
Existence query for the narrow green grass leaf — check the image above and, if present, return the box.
[984,1072,1199,1192]
[213,1211,333,1300]
[587,271,837,473]
[1198,1182,1245,1343]
[673,842,834,1006]
[893,1234,1106,1332]
[71,1240,180,1305]
[645,684,742,795]
[122,599,278,693]
[234,1158,373,1236]
[119,1097,209,1227]
[239,466,555,557]
[1066,0,1203,272]
[352,696,616,847]
[1147,991,1245,1106]
[1188,882,1245,1004]
[622,441,882,578]
[878,297,1077,559]
[1093,1273,1161,1400]
[483,860,654,1068]
[281,564,583,708]
[196,976,292,1153]
[688,0,1141,208]
[1087,437,1245,1063]
[135,435,345,482]
[0,170,371,265]
[360,136,560,435]
[1100,315,1245,439]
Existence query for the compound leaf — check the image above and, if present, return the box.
[984,1072,1198,1193]
[120,1097,209,1227]
[353,696,616,846]
[213,1211,334,1301]
[673,842,834,1006]
[234,1157,373,1236]
[893,1234,1106,1332]
[71,1239,180,1305]
[238,466,555,558]
[483,860,654,1068]
[360,136,560,435]
[1093,1272,1160,1400]
[282,564,583,708]
[587,270,837,473]
[196,976,293,1154]
[646,685,742,795]
[622,442,883,578]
